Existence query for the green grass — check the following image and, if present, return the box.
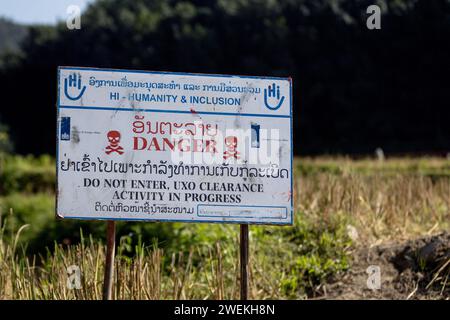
[0,209,351,299]
[0,154,55,194]
[295,157,450,177]
[0,155,448,299]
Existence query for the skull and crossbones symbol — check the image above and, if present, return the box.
[105,130,124,155]
[223,136,240,160]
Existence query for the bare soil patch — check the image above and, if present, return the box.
[321,232,450,299]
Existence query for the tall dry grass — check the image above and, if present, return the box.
[0,158,449,299]
[0,228,240,299]
[295,171,449,245]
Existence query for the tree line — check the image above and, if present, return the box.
[0,0,449,155]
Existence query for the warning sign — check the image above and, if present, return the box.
[56,67,293,225]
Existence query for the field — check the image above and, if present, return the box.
[0,155,449,299]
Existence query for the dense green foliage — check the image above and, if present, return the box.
[0,18,27,56]
[0,0,449,155]
[0,154,54,194]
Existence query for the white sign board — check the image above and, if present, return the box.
[56,67,293,225]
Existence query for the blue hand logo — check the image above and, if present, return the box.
[64,73,86,100]
[264,83,285,110]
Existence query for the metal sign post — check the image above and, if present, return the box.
[240,224,249,300]
[102,220,116,300]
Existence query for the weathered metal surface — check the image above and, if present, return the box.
[240,224,249,300]
[56,67,293,225]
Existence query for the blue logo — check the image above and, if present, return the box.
[60,117,71,141]
[64,73,86,100]
[251,123,260,148]
[264,83,285,110]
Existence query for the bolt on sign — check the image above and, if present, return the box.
[56,67,293,225]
